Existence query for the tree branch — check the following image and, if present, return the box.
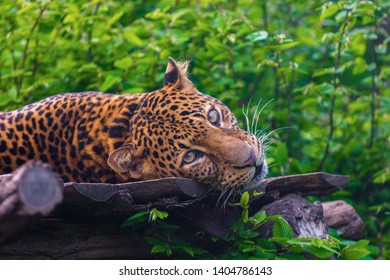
[18,2,51,95]
[369,21,379,148]
[87,3,101,62]
[318,10,349,171]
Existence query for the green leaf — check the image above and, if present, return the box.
[320,3,340,20]
[268,237,290,244]
[114,57,133,70]
[123,30,143,46]
[352,57,367,75]
[63,13,77,24]
[341,240,371,260]
[150,209,168,221]
[286,239,311,246]
[289,159,303,174]
[241,231,260,239]
[178,245,208,256]
[100,75,121,92]
[305,246,335,259]
[373,168,390,184]
[151,245,170,255]
[311,238,323,248]
[272,217,293,238]
[145,8,169,20]
[251,210,266,224]
[317,83,334,95]
[240,192,250,209]
[335,10,347,22]
[265,41,300,51]
[252,190,264,197]
[78,63,98,73]
[274,143,288,167]
[16,2,38,15]
[180,246,195,256]
[0,95,12,107]
[367,63,376,72]
[246,31,268,43]
[121,211,148,228]
[144,237,164,246]
[312,68,334,77]
[107,12,124,27]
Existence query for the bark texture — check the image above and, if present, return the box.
[0,163,362,259]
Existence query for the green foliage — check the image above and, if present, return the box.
[220,191,371,260]
[123,193,371,260]
[0,0,389,259]
[122,208,208,257]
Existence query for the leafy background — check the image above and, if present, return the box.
[0,0,389,259]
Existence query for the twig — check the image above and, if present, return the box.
[9,38,21,98]
[271,53,280,131]
[370,215,385,259]
[262,2,268,32]
[228,46,241,102]
[369,22,379,148]
[317,10,350,171]
[87,3,101,62]
[18,2,51,95]
[241,3,268,107]
[31,37,40,80]
[277,58,292,153]
[286,68,295,153]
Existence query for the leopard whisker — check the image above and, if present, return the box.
[255,125,272,140]
[266,163,277,169]
[251,98,262,136]
[254,98,274,135]
[257,125,296,142]
[216,185,230,209]
[222,185,236,210]
[242,101,251,134]
[246,98,252,132]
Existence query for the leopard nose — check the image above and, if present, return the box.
[239,145,256,168]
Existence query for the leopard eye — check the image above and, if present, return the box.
[208,108,221,126]
[183,150,203,164]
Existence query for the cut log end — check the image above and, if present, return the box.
[18,165,63,215]
[0,162,63,244]
[322,200,365,240]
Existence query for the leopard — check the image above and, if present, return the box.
[0,58,267,190]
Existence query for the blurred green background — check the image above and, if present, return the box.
[0,0,389,258]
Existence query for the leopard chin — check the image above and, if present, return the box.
[241,159,268,192]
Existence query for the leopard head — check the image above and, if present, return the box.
[108,58,267,189]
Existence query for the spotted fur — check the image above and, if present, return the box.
[0,58,267,189]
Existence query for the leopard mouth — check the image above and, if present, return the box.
[240,159,268,191]
[253,163,264,178]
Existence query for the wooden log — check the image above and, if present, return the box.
[55,178,208,219]
[257,194,327,238]
[252,172,349,203]
[0,162,63,244]
[55,172,348,217]
[173,198,241,238]
[0,162,361,259]
[174,194,329,239]
[52,173,353,239]
[64,177,207,203]
[322,200,365,240]
[0,217,220,260]
[0,171,349,216]
[0,194,329,259]
[0,219,152,259]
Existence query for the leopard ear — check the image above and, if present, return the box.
[107,144,135,174]
[164,57,193,89]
